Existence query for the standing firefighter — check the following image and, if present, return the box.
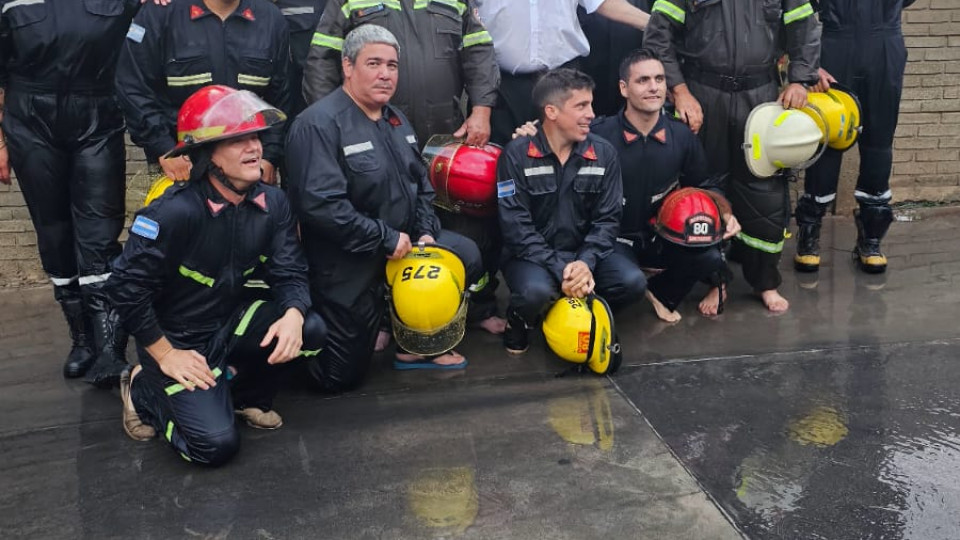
[0,0,146,386]
[644,0,821,312]
[795,0,915,274]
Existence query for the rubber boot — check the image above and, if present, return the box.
[853,201,893,274]
[83,284,130,389]
[56,285,97,378]
[794,195,828,273]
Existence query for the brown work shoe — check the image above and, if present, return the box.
[235,407,283,430]
[120,367,156,441]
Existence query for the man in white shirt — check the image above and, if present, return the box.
[476,0,649,144]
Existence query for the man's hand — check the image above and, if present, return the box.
[159,154,192,181]
[812,68,836,93]
[512,120,539,140]
[388,232,412,260]
[0,146,11,185]
[722,213,742,240]
[261,159,277,185]
[262,308,305,365]
[156,348,217,391]
[417,234,435,245]
[671,84,703,134]
[561,260,595,299]
[778,83,808,109]
[453,106,492,147]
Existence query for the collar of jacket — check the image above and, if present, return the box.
[618,108,668,145]
[528,130,599,161]
[199,177,269,216]
[190,0,257,21]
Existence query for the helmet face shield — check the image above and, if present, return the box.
[166,86,287,158]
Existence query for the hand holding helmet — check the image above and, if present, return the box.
[562,260,595,298]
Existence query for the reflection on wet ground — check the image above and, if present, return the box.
[615,340,960,540]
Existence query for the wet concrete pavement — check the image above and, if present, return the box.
[2,206,960,539]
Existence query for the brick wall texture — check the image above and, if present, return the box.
[2,1,959,286]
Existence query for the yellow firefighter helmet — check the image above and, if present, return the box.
[542,295,621,375]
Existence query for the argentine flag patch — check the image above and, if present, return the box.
[131,215,160,240]
[497,179,516,198]
[127,23,146,43]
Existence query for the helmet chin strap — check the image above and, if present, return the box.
[211,164,254,196]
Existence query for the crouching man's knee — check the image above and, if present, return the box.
[183,426,241,467]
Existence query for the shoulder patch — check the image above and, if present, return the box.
[497,179,516,199]
[126,23,146,43]
[131,215,160,240]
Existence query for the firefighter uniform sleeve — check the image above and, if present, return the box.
[263,191,311,316]
[782,0,821,84]
[497,147,567,282]
[413,159,442,241]
[285,119,402,255]
[259,20,292,167]
[107,202,190,347]
[643,0,687,88]
[575,152,623,272]
[678,127,711,189]
[460,0,498,109]
[115,3,178,161]
[301,0,346,105]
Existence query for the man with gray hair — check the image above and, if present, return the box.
[286,26,486,392]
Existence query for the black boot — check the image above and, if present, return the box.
[794,195,828,272]
[853,201,893,274]
[56,285,97,379]
[83,284,130,389]
[503,309,529,355]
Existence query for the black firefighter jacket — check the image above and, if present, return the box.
[302,0,499,144]
[285,88,441,306]
[814,0,914,33]
[107,179,311,351]
[644,0,821,88]
[115,0,290,164]
[497,132,623,283]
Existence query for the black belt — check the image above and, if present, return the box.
[8,75,113,96]
[684,66,777,92]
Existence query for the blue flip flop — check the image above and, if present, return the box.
[393,356,468,371]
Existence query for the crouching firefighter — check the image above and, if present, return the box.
[107,86,327,466]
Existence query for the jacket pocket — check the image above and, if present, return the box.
[82,0,124,17]
[760,0,781,24]
[524,173,557,196]
[238,52,273,89]
[2,0,48,28]
[165,53,214,91]
[344,149,382,173]
[426,1,462,59]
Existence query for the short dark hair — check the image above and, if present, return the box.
[532,68,596,119]
[618,48,663,82]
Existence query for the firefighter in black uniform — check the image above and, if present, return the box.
[274,0,327,117]
[286,26,485,391]
[499,68,645,354]
[116,0,290,184]
[108,86,326,466]
[795,0,915,275]
[644,0,821,312]
[0,0,148,386]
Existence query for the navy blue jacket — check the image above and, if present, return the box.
[108,179,310,351]
[814,0,913,33]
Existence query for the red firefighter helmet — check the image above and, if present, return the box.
[165,85,286,158]
[655,188,723,247]
[422,135,501,217]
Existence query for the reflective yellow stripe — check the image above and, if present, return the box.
[298,348,322,357]
[178,265,214,287]
[783,2,814,24]
[341,0,400,18]
[259,255,268,263]
[243,266,257,277]
[736,231,787,254]
[165,421,174,441]
[234,300,266,336]
[652,0,685,24]
[166,73,214,87]
[164,367,224,396]
[773,111,792,126]
[180,453,192,462]
[311,32,344,50]
[468,272,489,293]
[179,125,227,143]
[751,134,762,161]
[462,30,492,48]
[238,74,271,87]
[413,0,465,14]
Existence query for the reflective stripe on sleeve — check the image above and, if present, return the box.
[783,2,814,25]
[651,0,685,24]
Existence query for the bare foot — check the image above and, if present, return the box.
[645,290,681,323]
[477,315,507,335]
[395,350,466,366]
[374,330,391,352]
[698,287,727,317]
[759,289,789,313]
